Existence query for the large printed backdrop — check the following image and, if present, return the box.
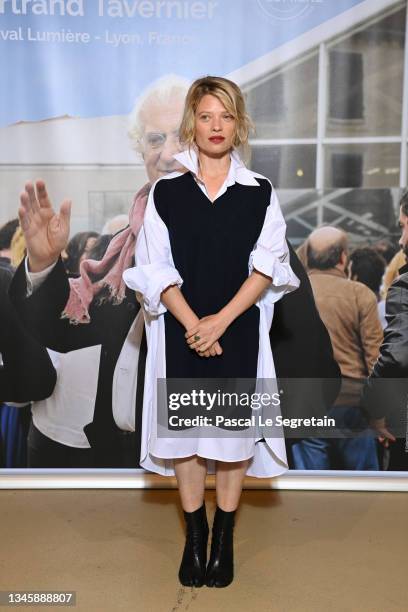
[1,0,404,473]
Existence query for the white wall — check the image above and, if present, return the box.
[0,165,148,234]
[0,114,149,231]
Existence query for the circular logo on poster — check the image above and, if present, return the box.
[256,0,315,21]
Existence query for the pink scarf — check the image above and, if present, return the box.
[62,183,150,324]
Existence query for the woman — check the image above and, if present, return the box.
[123,76,300,588]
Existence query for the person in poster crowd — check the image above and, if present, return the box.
[291,227,383,471]
[8,76,190,468]
[363,190,408,472]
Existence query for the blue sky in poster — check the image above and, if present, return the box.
[0,0,367,126]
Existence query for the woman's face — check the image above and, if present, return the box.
[194,94,236,158]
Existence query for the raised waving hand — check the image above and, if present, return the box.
[19,180,71,272]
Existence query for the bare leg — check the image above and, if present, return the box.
[215,459,249,511]
[174,455,207,512]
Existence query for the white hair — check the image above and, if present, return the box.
[128,74,190,153]
[101,214,129,236]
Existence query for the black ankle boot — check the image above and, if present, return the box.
[205,506,235,588]
[178,503,208,587]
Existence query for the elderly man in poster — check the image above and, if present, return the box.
[9,75,190,468]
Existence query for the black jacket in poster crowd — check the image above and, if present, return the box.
[0,265,57,469]
[363,263,408,470]
[0,266,56,405]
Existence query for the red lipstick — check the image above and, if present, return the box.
[209,136,225,143]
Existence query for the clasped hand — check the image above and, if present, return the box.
[185,314,228,358]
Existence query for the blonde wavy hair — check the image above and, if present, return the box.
[179,76,254,161]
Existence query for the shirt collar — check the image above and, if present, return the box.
[173,147,260,187]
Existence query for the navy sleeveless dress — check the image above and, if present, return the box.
[154,172,271,380]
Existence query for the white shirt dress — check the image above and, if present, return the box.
[123,148,300,477]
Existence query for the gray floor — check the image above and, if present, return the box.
[0,489,406,612]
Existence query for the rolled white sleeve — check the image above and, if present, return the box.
[123,182,183,316]
[248,187,300,305]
